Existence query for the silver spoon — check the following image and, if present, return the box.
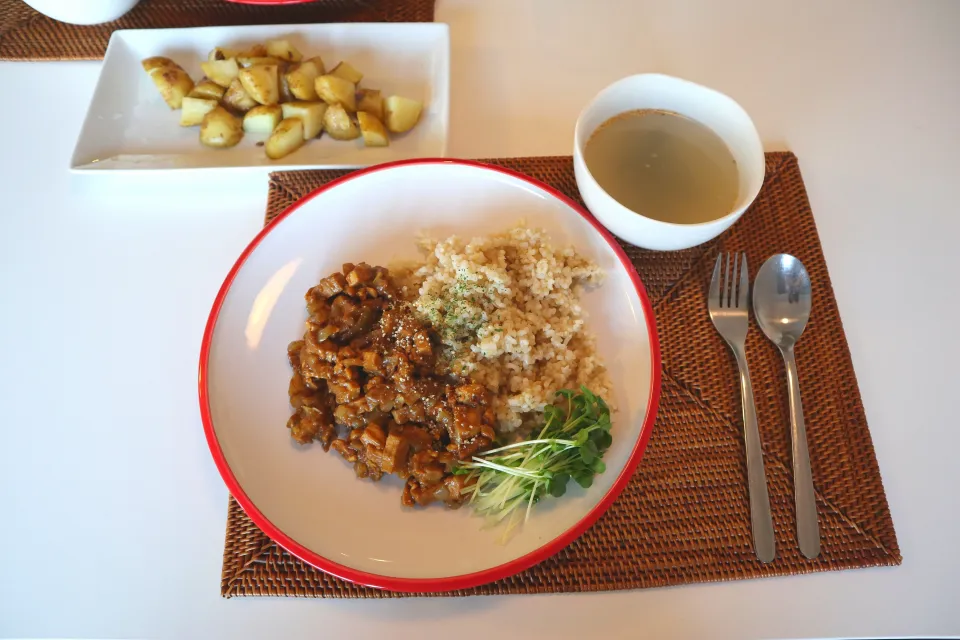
[753,254,820,559]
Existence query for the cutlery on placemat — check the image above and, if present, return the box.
[708,253,776,562]
[754,254,820,559]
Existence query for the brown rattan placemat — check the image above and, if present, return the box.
[0,0,435,61]
[220,152,900,597]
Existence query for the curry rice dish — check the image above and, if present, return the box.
[285,224,612,508]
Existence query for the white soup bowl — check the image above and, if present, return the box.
[23,0,140,25]
[573,74,765,251]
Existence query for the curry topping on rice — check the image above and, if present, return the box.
[287,261,495,508]
[286,224,614,516]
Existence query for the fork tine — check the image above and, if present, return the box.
[723,253,732,308]
[730,252,739,308]
[709,254,722,306]
[739,253,750,309]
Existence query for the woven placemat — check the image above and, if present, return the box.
[221,152,900,597]
[0,0,434,61]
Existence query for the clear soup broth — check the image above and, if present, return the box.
[584,109,739,225]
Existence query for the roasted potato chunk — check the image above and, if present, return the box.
[357,111,389,147]
[314,75,356,111]
[281,101,327,140]
[141,56,194,109]
[200,106,243,148]
[188,79,226,101]
[266,118,305,159]
[222,78,258,113]
[329,61,363,85]
[285,59,321,101]
[180,97,218,127]
[266,39,303,63]
[383,95,423,133]
[355,89,383,120]
[239,65,280,105]
[322,103,360,140]
[200,58,239,88]
[243,105,283,134]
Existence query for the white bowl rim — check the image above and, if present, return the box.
[198,158,662,592]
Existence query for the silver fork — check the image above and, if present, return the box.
[708,253,776,563]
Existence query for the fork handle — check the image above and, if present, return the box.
[781,345,820,559]
[733,345,776,563]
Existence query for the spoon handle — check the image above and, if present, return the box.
[782,346,820,559]
[733,345,776,563]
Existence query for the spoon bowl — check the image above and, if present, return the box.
[753,254,812,345]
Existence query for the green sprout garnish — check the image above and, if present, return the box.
[456,386,612,538]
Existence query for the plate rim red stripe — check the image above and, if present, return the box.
[198,158,662,592]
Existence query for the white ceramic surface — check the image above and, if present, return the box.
[70,24,449,172]
[23,0,140,25]
[573,74,765,251]
[200,160,658,589]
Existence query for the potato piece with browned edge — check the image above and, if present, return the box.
[322,103,360,140]
[285,60,321,101]
[306,55,326,76]
[200,58,239,88]
[140,56,173,74]
[208,47,238,61]
[142,57,194,109]
[279,72,294,103]
[180,97,218,127]
[357,111,389,147]
[356,89,383,120]
[243,105,283,134]
[266,118,305,159]
[189,79,226,101]
[239,65,279,105]
[281,101,327,139]
[222,78,258,113]
[314,75,356,111]
[266,39,303,63]
[200,106,243,148]
[383,95,423,133]
[238,44,268,58]
[330,61,363,85]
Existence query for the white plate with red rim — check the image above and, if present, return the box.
[70,23,448,172]
[199,159,661,591]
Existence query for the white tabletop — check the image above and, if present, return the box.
[1,1,958,638]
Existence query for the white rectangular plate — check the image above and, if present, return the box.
[70,23,449,172]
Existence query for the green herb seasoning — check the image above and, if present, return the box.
[420,271,490,344]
